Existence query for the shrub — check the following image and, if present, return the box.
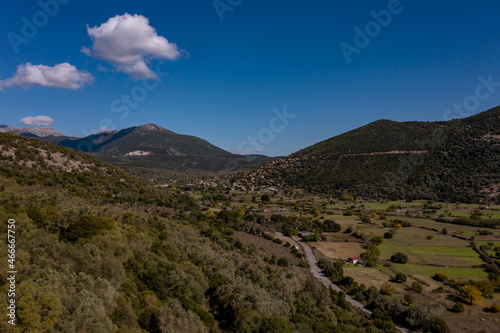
[470,280,495,298]
[433,273,448,282]
[234,240,243,250]
[343,210,353,216]
[371,236,384,246]
[395,273,407,283]
[277,258,289,267]
[452,302,465,313]
[489,303,500,313]
[427,315,450,333]
[390,252,408,264]
[380,283,396,295]
[411,281,423,293]
[383,232,393,239]
[460,284,483,304]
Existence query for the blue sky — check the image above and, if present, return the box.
[1,0,500,156]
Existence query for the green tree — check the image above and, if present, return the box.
[361,245,380,267]
[261,194,271,203]
[323,220,341,232]
[390,252,408,264]
[318,258,344,281]
[371,236,384,246]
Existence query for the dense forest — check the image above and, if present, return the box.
[0,133,390,332]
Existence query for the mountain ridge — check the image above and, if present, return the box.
[239,106,500,203]
[0,125,66,138]
[1,123,274,176]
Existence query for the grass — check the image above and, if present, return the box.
[362,201,420,210]
[311,241,364,260]
[476,241,500,247]
[381,245,483,267]
[343,265,405,291]
[393,264,488,280]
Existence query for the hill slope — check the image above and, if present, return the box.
[0,132,390,332]
[248,107,500,203]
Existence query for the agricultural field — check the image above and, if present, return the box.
[312,240,364,259]
[393,264,488,280]
[191,186,500,332]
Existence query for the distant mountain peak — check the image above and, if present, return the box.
[0,125,65,138]
[0,125,15,133]
[135,123,172,134]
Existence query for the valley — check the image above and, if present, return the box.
[1,107,500,332]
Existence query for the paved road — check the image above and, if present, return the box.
[292,237,411,333]
[292,237,371,313]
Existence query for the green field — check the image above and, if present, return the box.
[393,264,488,280]
[381,245,483,267]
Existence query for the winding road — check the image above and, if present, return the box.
[292,237,411,333]
[292,237,371,313]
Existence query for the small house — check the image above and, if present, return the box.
[347,257,364,265]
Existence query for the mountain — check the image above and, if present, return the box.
[245,106,500,203]
[0,125,66,138]
[0,123,275,177]
[0,132,381,332]
[0,125,15,132]
[55,123,275,176]
[58,123,233,157]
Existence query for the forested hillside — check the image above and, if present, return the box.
[0,133,384,332]
[253,107,500,203]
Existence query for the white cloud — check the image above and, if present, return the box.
[82,13,182,79]
[0,63,94,91]
[20,115,55,127]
